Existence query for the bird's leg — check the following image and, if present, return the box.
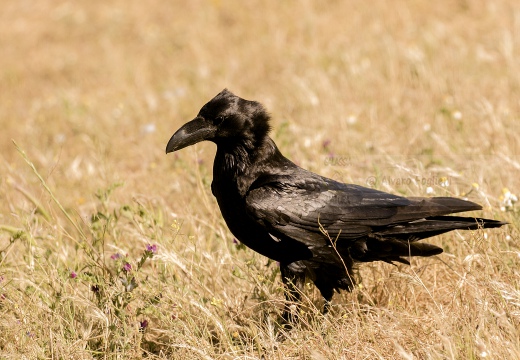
[315,281,334,315]
[280,264,305,324]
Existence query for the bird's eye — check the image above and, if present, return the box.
[214,116,226,126]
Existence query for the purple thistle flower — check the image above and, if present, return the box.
[110,253,122,260]
[123,263,132,272]
[139,319,149,330]
[70,271,77,279]
[146,244,157,253]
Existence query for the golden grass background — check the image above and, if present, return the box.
[1,0,519,358]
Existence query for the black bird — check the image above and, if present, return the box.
[166,89,506,319]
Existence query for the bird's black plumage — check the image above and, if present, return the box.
[166,89,506,318]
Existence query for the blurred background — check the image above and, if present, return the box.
[2,0,519,203]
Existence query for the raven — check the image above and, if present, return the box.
[166,89,506,318]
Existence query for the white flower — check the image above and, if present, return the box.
[500,188,518,211]
[347,115,357,124]
[452,111,462,120]
[141,123,156,134]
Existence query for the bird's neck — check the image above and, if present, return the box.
[215,136,273,172]
[213,136,282,193]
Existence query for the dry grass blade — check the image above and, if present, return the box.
[13,140,87,240]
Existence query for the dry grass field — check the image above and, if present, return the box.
[1,0,519,358]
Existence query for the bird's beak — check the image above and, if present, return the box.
[165,117,216,154]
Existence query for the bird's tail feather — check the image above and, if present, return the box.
[350,216,506,265]
[374,216,507,240]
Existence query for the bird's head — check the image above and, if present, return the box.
[166,89,271,153]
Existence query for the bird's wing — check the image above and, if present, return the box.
[244,172,482,246]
